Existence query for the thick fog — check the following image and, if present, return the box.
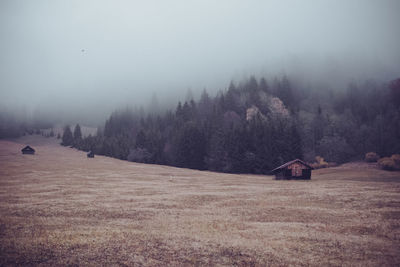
[1,0,400,124]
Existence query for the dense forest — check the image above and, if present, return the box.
[65,76,400,173]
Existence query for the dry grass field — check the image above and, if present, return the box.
[1,135,400,266]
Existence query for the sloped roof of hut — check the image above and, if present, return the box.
[21,145,35,152]
[271,159,313,173]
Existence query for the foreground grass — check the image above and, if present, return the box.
[1,136,400,266]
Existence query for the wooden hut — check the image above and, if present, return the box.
[21,145,35,155]
[87,151,95,158]
[271,159,313,180]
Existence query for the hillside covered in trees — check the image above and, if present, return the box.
[69,76,400,173]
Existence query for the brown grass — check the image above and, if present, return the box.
[1,135,400,266]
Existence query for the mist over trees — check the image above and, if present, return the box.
[71,76,400,173]
[0,109,54,139]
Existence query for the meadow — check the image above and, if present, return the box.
[1,136,399,266]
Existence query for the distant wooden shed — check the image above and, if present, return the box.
[21,145,35,155]
[87,151,95,158]
[271,159,313,180]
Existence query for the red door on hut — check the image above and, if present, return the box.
[288,162,304,177]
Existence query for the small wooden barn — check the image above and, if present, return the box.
[271,159,313,180]
[87,151,94,158]
[21,145,35,155]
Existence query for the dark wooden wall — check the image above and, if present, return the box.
[274,168,311,180]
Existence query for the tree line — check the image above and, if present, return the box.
[67,75,400,173]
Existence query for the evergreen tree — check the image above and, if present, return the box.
[74,124,82,140]
[259,77,269,94]
[135,129,147,148]
[175,122,206,170]
[61,125,74,146]
[176,102,183,118]
[247,76,259,106]
[206,129,228,171]
[389,78,400,108]
[198,89,212,118]
[290,123,303,160]
[276,75,296,111]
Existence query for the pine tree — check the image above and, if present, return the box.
[290,123,303,160]
[259,77,269,94]
[175,122,206,169]
[74,124,82,140]
[135,130,147,148]
[198,89,212,118]
[276,75,296,111]
[247,76,259,105]
[176,102,183,118]
[61,125,74,146]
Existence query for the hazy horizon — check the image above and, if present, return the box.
[1,0,400,124]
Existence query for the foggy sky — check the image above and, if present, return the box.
[1,0,400,123]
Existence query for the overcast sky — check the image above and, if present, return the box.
[1,0,400,122]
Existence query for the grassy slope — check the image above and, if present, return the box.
[1,135,400,266]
